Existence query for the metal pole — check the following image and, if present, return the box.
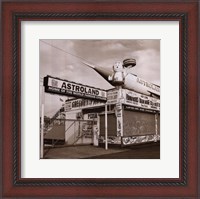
[119,86,123,137]
[121,103,124,137]
[105,103,108,150]
[155,113,158,142]
[40,87,45,158]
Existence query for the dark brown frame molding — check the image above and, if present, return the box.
[2,1,199,198]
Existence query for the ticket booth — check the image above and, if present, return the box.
[98,88,160,147]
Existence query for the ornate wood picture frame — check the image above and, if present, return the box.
[1,1,199,198]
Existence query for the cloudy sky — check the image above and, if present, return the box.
[40,39,160,117]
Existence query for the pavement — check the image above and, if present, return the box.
[44,145,127,159]
[44,142,160,159]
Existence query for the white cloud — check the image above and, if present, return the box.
[130,49,160,85]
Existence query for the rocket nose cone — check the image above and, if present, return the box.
[94,66,112,80]
[81,61,113,84]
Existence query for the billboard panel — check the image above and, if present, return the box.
[44,76,107,101]
[64,98,104,112]
[107,89,118,104]
[123,89,160,111]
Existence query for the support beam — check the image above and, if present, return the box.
[155,113,158,142]
[40,86,45,158]
[105,103,108,150]
[40,104,44,158]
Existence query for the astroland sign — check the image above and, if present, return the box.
[43,76,107,101]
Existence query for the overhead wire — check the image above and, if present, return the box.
[40,40,97,67]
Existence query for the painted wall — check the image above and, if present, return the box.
[123,110,156,136]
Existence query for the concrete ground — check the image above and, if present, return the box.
[44,145,127,159]
[44,142,160,159]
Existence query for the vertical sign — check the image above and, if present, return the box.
[115,102,123,137]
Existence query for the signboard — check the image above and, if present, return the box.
[123,89,160,111]
[124,105,157,113]
[64,98,105,112]
[44,76,107,101]
[106,89,118,104]
[115,102,123,137]
[82,121,93,138]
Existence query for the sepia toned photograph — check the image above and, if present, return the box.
[40,39,160,159]
[3,1,199,197]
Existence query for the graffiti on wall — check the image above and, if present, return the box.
[99,136,121,144]
[123,111,156,136]
[123,119,155,135]
[122,134,159,145]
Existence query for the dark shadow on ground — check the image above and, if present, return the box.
[84,142,160,159]
[44,142,160,159]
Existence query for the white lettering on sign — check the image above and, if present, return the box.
[107,89,118,104]
[44,76,107,101]
[123,89,160,111]
[65,98,104,111]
